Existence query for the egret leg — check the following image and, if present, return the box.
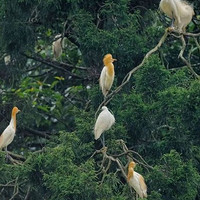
[171,18,174,27]
[5,146,9,162]
[171,11,175,27]
[100,133,105,147]
[102,133,105,147]
[167,18,175,32]
[167,11,175,32]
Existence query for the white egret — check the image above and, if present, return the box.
[52,34,64,60]
[100,54,117,97]
[94,106,115,146]
[0,107,20,156]
[159,0,194,32]
[127,161,147,199]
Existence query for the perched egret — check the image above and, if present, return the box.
[100,54,117,97]
[94,106,115,146]
[127,161,147,199]
[52,34,63,60]
[0,107,20,155]
[4,55,11,66]
[159,0,194,32]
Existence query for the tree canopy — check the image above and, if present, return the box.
[0,0,200,199]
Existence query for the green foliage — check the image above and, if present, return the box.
[0,0,200,199]
[148,150,200,200]
[135,54,170,101]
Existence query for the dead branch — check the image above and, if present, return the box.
[117,139,153,170]
[178,35,199,79]
[91,139,153,183]
[8,151,26,162]
[0,179,17,187]
[9,177,19,200]
[21,53,88,80]
[183,32,200,37]
[24,127,51,139]
[24,185,31,200]
[193,37,200,52]
[7,155,23,165]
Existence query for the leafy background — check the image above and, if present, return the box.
[0,0,200,199]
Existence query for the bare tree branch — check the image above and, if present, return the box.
[9,177,19,200]
[21,53,89,80]
[24,185,31,200]
[178,35,199,79]
[7,151,26,162]
[95,29,170,117]
[193,37,200,52]
[183,32,200,37]
[91,139,153,184]
[7,155,23,165]
[24,127,51,139]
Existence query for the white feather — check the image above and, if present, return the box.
[129,171,147,198]
[52,34,63,60]
[94,106,115,140]
[0,107,20,150]
[4,55,11,66]
[159,0,194,32]
[0,123,15,149]
[99,66,115,97]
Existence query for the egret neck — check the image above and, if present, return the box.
[10,109,17,131]
[106,63,114,77]
[127,166,134,181]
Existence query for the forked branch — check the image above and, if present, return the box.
[91,139,153,183]
[178,35,199,79]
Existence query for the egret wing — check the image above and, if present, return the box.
[99,67,107,96]
[0,125,15,148]
[94,110,111,140]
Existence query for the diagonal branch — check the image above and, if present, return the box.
[8,151,26,162]
[178,35,199,79]
[21,53,89,80]
[24,127,51,139]
[193,37,200,52]
[95,29,169,116]
[91,139,153,183]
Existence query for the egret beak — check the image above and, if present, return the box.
[112,58,117,62]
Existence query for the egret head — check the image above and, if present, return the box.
[103,54,117,66]
[12,107,20,116]
[129,161,136,169]
[54,34,62,39]
[101,106,108,111]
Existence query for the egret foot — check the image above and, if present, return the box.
[5,152,11,163]
[167,26,174,32]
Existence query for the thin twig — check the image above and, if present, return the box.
[178,35,199,79]
[21,53,88,80]
[7,151,26,161]
[9,177,19,200]
[95,29,169,116]
[24,185,31,200]
[91,140,153,184]
[24,127,51,139]
[193,37,200,52]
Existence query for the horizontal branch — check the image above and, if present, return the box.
[24,127,51,139]
[8,151,26,162]
[21,53,89,80]
[184,32,200,37]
